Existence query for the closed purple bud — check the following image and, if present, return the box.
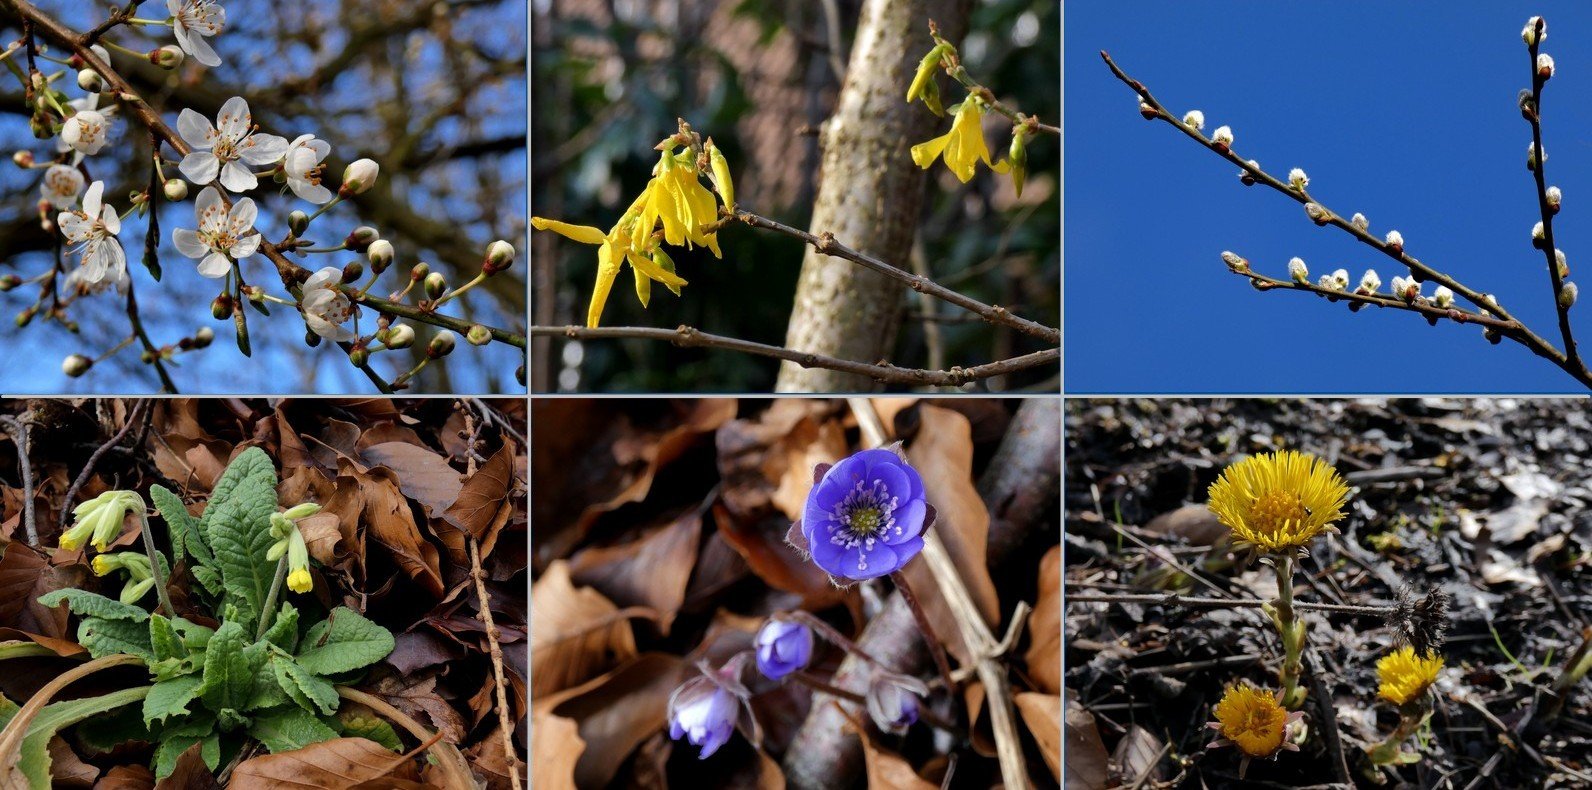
[667,676,739,759]
[799,448,933,581]
[755,619,814,680]
[867,673,928,735]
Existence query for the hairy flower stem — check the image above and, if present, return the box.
[790,671,960,734]
[1268,553,1307,709]
[890,570,957,696]
[256,555,287,640]
[137,513,175,618]
[1367,698,1431,766]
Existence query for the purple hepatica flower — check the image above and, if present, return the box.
[868,672,928,735]
[755,618,814,680]
[668,675,739,758]
[798,447,934,582]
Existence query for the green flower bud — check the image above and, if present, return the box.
[62,354,92,378]
[367,239,394,272]
[410,262,431,282]
[150,45,184,70]
[342,261,364,284]
[466,324,492,346]
[424,272,446,300]
[385,324,415,350]
[1008,127,1029,199]
[483,240,515,275]
[76,69,103,93]
[192,326,214,348]
[211,294,234,320]
[163,178,188,201]
[288,210,309,236]
[344,226,379,253]
[906,43,951,105]
[12,151,34,169]
[426,330,457,359]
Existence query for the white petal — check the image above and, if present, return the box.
[179,151,219,185]
[239,133,288,165]
[176,108,215,149]
[58,213,90,243]
[229,233,260,259]
[100,204,120,235]
[217,96,250,140]
[291,181,333,205]
[82,181,104,215]
[197,251,232,278]
[195,186,223,230]
[304,267,338,290]
[99,238,126,279]
[229,197,257,231]
[219,161,256,192]
[185,28,220,67]
[172,228,207,258]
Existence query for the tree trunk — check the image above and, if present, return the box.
[774,0,971,392]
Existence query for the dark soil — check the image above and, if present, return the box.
[1065,398,1592,789]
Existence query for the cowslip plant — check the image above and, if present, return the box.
[4,1,526,392]
[1207,449,1351,709]
[0,447,397,784]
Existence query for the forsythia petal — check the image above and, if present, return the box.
[530,217,607,245]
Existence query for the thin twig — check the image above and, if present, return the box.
[1063,590,1394,617]
[471,536,522,790]
[891,570,959,695]
[531,325,1057,387]
[1525,27,1582,371]
[1235,269,1517,333]
[60,400,146,529]
[0,415,36,546]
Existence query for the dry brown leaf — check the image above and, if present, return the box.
[711,507,848,610]
[357,466,443,597]
[714,399,846,522]
[568,511,702,635]
[445,442,515,539]
[152,741,219,790]
[362,442,463,517]
[1016,692,1061,783]
[530,562,643,697]
[47,735,98,787]
[899,404,1001,665]
[539,653,684,789]
[228,737,420,789]
[838,707,937,790]
[369,671,468,745]
[1065,690,1109,790]
[95,764,155,789]
[530,712,585,790]
[1026,545,1061,695]
[0,545,79,640]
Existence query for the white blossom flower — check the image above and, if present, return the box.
[299,266,357,342]
[177,97,287,192]
[1183,110,1205,130]
[1351,212,1369,231]
[1433,285,1454,308]
[173,185,259,277]
[1288,168,1309,189]
[282,134,332,204]
[1524,16,1546,46]
[1359,269,1381,293]
[167,0,225,68]
[1288,257,1309,284]
[61,109,110,156]
[57,181,125,284]
[1538,53,1555,78]
[40,164,85,209]
[63,259,129,296]
[1211,126,1234,146]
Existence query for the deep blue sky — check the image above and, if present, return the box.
[1068,2,1592,393]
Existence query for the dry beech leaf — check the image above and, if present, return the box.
[0,545,78,640]
[228,737,421,789]
[715,399,846,522]
[838,707,937,790]
[355,466,444,597]
[1015,692,1061,783]
[47,735,98,787]
[568,511,702,635]
[445,442,515,539]
[899,404,1001,664]
[539,653,684,789]
[361,442,464,516]
[710,506,848,610]
[1065,691,1109,790]
[369,671,468,745]
[97,765,155,789]
[152,742,220,790]
[530,712,585,790]
[530,561,644,697]
[1025,545,1061,695]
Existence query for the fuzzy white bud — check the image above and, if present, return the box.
[1538,53,1556,79]
[1433,285,1454,308]
[1304,202,1330,224]
[1529,142,1546,170]
[1385,230,1405,251]
[1556,248,1569,277]
[1288,257,1309,284]
[1359,269,1381,293]
[1547,186,1563,211]
[1524,16,1546,46]
[1350,212,1369,231]
[1330,268,1349,290]
[1561,282,1578,309]
[1288,168,1309,190]
[1211,125,1233,147]
[1533,221,1546,243]
[1183,110,1205,130]
[1221,251,1249,273]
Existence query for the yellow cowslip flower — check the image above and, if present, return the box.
[61,490,144,552]
[1207,450,1350,553]
[1208,685,1296,760]
[911,98,1010,183]
[1377,646,1443,705]
[287,567,313,593]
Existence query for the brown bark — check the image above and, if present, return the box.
[775,0,972,392]
[781,399,1060,787]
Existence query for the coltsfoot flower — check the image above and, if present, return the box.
[58,181,126,285]
[1207,450,1350,553]
[1376,646,1443,705]
[173,186,259,277]
[754,618,813,680]
[168,0,226,67]
[177,97,287,192]
[911,97,1011,184]
[60,489,144,552]
[299,266,357,342]
[798,448,933,582]
[1207,685,1304,772]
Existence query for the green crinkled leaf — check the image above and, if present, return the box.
[272,654,339,716]
[240,641,280,712]
[144,674,203,727]
[263,603,300,652]
[0,693,18,729]
[149,614,185,662]
[199,621,252,715]
[79,617,155,662]
[71,703,153,756]
[151,484,211,567]
[173,618,215,652]
[191,566,222,597]
[153,722,220,779]
[14,686,148,789]
[338,715,401,752]
[247,705,340,754]
[294,608,395,675]
[37,588,149,623]
[199,448,279,633]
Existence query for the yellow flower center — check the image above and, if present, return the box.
[850,507,882,536]
[1214,686,1287,758]
[1246,490,1307,537]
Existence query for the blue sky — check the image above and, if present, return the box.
[1068,2,1592,393]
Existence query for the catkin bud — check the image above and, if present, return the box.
[1524,16,1546,47]
[61,354,92,377]
[367,239,394,272]
[1288,257,1309,284]
[483,240,515,275]
[1182,110,1205,130]
[1560,282,1578,309]
[1221,251,1248,274]
[163,178,188,201]
[424,272,446,300]
[1547,186,1563,213]
[466,324,492,346]
[426,330,457,359]
[1538,53,1555,80]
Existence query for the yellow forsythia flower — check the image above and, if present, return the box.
[1207,450,1350,553]
[911,98,1010,183]
[1377,646,1443,705]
